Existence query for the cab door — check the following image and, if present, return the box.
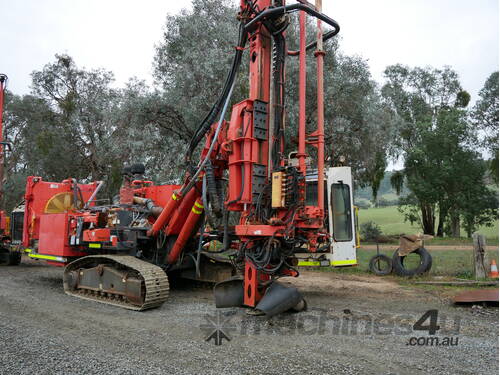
[326,167,357,266]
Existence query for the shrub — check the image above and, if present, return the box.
[360,221,383,241]
[377,197,399,207]
[355,198,371,209]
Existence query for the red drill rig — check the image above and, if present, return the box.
[7,0,358,316]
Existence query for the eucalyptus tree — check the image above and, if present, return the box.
[384,64,497,236]
[153,0,395,188]
[472,71,499,183]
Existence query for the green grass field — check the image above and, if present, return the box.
[358,206,499,245]
[324,249,499,279]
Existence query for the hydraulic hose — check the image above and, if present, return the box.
[244,3,340,35]
[204,160,222,217]
[185,22,247,162]
[270,31,286,171]
[181,79,236,196]
[195,175,208,278]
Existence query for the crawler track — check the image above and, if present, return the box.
[63,255,169,311]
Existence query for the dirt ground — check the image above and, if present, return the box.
[0,257,498,375]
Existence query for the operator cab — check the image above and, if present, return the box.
[303,166,357,267]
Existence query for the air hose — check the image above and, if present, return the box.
[180,79,236,196]
[204,160,223,217]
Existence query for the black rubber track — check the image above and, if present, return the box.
[0,250,21,266]
[8,251,22,266]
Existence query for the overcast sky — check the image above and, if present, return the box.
[0,0,498,103]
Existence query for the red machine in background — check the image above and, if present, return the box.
[0,73,19,266]
[10,168,180,310]
[20,174,181,265]
[20,177,100,264]
[5,0,351,316]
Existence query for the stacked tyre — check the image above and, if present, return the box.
[368,254,393,276]
[391,247,432,277]
[369,247,432,276]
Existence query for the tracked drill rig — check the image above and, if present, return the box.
[7,0,358,316]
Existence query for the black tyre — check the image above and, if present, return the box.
[422,249,433,273]
[0,249,21,266]
[392,247,432,277]
[369,254,393,275]
[7,251,21,266]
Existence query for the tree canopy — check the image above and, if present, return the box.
[472,71,499,184]
[382,65,498,236]
[1,0,497,238]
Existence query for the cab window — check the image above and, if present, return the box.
[306,180,328,208]
[331,183,352,242]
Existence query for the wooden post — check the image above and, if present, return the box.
[472,233,489,279]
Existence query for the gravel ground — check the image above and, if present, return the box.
[0,258,498,375]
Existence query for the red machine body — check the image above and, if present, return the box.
[0,73,22,266]
[21,177,99,265]
[141,185,179,208]
[21,176,181,266]
[0,74,9,239]
[38,213,74,256]
[22,177,97,248]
